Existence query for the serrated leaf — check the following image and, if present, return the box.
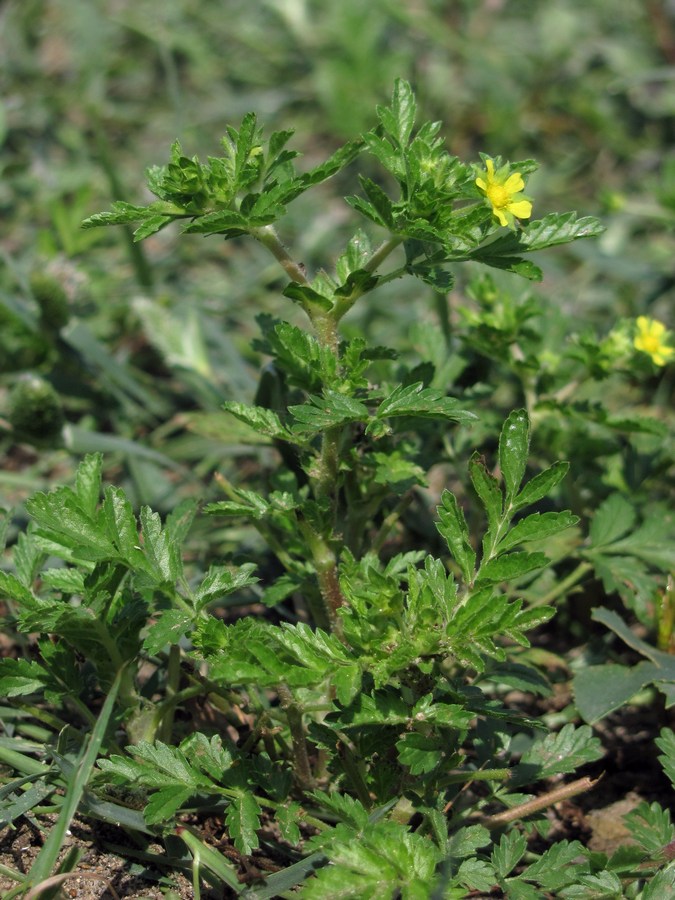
[337,688,409,727]
[357,176,395,228]
[396,732,445,774]
[0,658,52,697]
[499,409,530,503]
[182,209,249,235]
[491,830,526,878]
[589,494,636,547]
[103,486,143,564]
[309,792,370,831]
[469,453,503,541]
[276,801,302,846]
[221,401,291,441]
[522,840,588,890]
[371,382,476,424]
[436,490,476,584]
[514,724,603,782]
[74,453,103,517]
[455,858,498,893]
[226,791,261,854]
[656,728,675,790]
[81,201,150,228]
[446,824,491,859]
[0,571,38,606]
[624,801,674,853]
[282,281,334,311]
[478,551,548,584]
[289,391,369,434]
[496,511,579,553]
[133,215,173,241]
[474,213,604,260]
[194,563,258,611]
[26,487,116,559]
[513,460,569,511]
[144,787,193,824]
[483,662,552,697]
[139,507,175,583]
[377,77,417,148]
[143,610,194,655]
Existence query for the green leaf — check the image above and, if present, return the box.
[282,282,334,312]
[499,409,530,504]
[289,391,369,434]
[226,791,261,854]
[143,610,194,655]
[74,453,103,518]
[656,728,675,791]
[26,487,116,560]
[624,800,674,853]
[377,77,417,148]
[396,732,445,774]
[446,824,491,859]
[182,209,249,235]
[491,830,526,878]
[337,688,409,727]
[81,201,152,229]
[133,215,173,241]
[334,268,379,300]
[496,511,579,553]
[194,563,258,611]
[0,658,52,697]
[514,724,603,783]
[574,660,665,723]
[102,486,144,565]
[436,490,476,584]
[474,213,604,260]
[522,841,588,891]
[513,460,569,511]
[139,507,176,583]
[276,802,302,846]
[455,858,498,893]
[478,551,548,584]
[298,138,364,190]
[221,401,291,441]
[356,176,395,228]
[642,867,675,899]
[469,453,502,542]
[371,382,476,426]
[589,494,636,547]
[145,787,193,824]
[0,571,37,607]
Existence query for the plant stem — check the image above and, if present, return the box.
[364,236,404,273]
[249,225,309,284]
[478,775,599,828]
[536,561,593,606]
[298,518,345,634]
[277,683,314,789]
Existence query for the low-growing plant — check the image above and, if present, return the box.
[1,80,674,898]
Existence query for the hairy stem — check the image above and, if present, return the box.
[277,683,314,789]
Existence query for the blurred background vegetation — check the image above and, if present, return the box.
[1,0,674,540]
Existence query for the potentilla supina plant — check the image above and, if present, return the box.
[476,157,533,228]
[633,315,675,367]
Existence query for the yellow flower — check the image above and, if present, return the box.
[476,159,533,228]
[633,316,675,366]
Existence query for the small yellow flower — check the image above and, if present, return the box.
[476,159,533,228]
[633,316,675,366]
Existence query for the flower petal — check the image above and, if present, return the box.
[493,207,509,227]
[504,172,525,193]
[507,198,533,220]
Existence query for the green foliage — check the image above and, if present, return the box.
[1,65,673,900]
